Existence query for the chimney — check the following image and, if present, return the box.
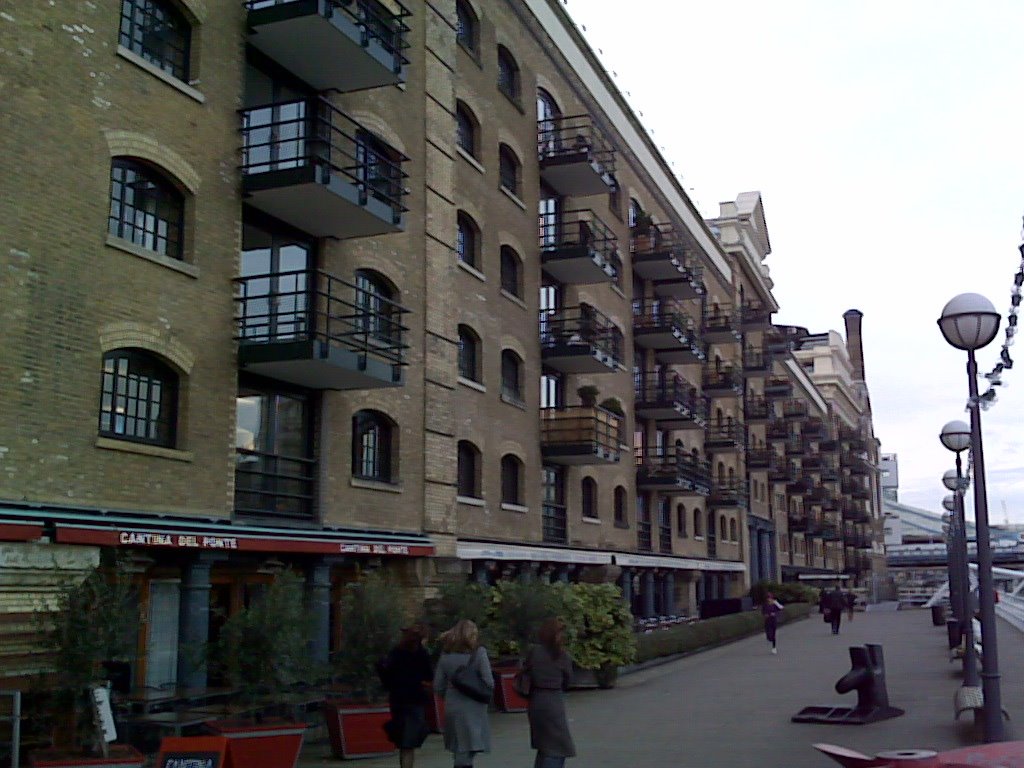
[843,309,865,381]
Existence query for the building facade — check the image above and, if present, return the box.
[0,0,882,688]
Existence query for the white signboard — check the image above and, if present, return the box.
[90,685,117,744]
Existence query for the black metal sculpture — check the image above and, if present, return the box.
[792,643,905,725]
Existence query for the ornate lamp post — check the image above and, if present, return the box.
[937,294,1003,742]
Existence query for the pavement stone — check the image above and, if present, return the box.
[299,610,1024,768]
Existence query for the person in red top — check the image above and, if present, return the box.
[761,593,784,654]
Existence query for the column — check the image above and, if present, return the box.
[555,565,570,584]
[620,568,633,610]
[472,561,490,585]
[641,571,656,617]
[748,525,760,583]
[305,561,331,667]
[177,559,212,689]
[663,571,676,616]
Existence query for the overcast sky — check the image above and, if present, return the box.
[566,1,1024,522]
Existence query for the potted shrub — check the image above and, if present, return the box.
[630,210,656,251]
[29,558,144,768]
[598,397,624,417]
[566,583,636,689]
[324,573,405,759]
[205,571,317,768]
[576,385,600,408]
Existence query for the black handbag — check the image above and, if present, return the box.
[450,648,492,703]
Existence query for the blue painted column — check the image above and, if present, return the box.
[663,571,676,615]
[305,561,332,667]
[641,571,656,617]
[748,525,760,583]
[620,568,633,610]
[472,561,490,585]
[177,559,212,689]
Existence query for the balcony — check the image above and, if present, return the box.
[844,527,872,549]
[783,399,809,419]
[235,268,408,389]
[819,439,839,454]
[659,524,673,555]
[543,503,567,545]
[768,459,796,483]
[632,300,704,364]
[850,456,871,476]
[766,418,790,442]
[821,461,840,482]
[850,479,871,500]
[635,449,712,495]
[805,485,832,507]
[789,512,822,536]
[741,302,771,329]
[540,305,623,373]
[245,0,410,92]
[702,367,743,397]
[652,261,705,300]
[763,377,793,398]
[840,427,867,451]
[801,453,822,471]
[703,307,742,344]
[801,417,825,439]
[235,448,316,521]
[708,481,748,509]
[743,349,770,377]
[784,436,807,457]
[764,326,800,354]
[705,422,745,451]
[634,373,707,430]
[241,97,407,238]
[746,448,772,470]
[820,520,841,541]
[842,500,871,524]
[637,520,652,553]
[540,406,621,465]
[788,474,814,496]
[538,114,616,196]
[540,209,620,285]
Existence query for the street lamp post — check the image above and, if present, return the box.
[938,293,1003,742]
[940,496,961,626]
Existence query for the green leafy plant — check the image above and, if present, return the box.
[487,580,561,660]
[566,583,635,671]
[749,580,818,606]
[424,580,494,652]
[333,573,405,702]
[598,397,624,416]
[577,385,600,407]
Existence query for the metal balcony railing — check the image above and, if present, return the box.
[708,481,748,508]
[783,399,809,419]
[637,519,652,552]
[540,406,621,456]
[741,302,771,327]
[746,448,772,469]
[235,448,316,520]
[706,422,746,448]
[635,449,712,491]
[703,306,739,336]
[537,113,615,171]
[539,304,624,364]
[702,367,743,393]
[766,418,790,441]
[631,299,700,338]
[539,208,620,277]
[744,396,770,421]
[659,525,673,554]
[634,373,707,419]
[543,503,568,545]
[743,349,770,372]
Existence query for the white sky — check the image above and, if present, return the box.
[565,0,1024,521]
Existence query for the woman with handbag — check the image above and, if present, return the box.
[523,618,576,768]
[378,625,433,768]
[434,619,494,768]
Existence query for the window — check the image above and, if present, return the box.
[498,144,521,197]
[457,440,481,498]
[497,45,520,104]
[537,88,561,156]
[456,101,478,158]
[352,410,396,482]
[628,198,644,229]
[720,516,728,540]
[500,349,522,403]
[614,486,627,527]
[356,129,403,206]
[581,477,597,519]
[119,0,191,82]
[676,504,687,538]
[500,245,522,298]
[539,183,561,248]
[108,158,185,260]
[456,211,479,268]
[240,218,313,341]
[501,454,522,505]
[693,509,702,537]
[455,0,478,54]
[729,518,738,541]
[99,349,179,447]
[354,269,401,345]
[458,325,481,382]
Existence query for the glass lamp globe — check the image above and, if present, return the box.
[942,469,959,491]
[942,495,956,512]
[940,420,971,453]
[937,293,1000,351]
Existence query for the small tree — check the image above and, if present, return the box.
[333,573,405,702]
[424,580,493,651]
[488,580,560,659]
[566,583,635,673]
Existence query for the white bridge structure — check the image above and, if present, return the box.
[924,563,1024,633]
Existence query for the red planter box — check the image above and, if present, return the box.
[323,701,396,759]
[425,691,446,733]
[492,668,528,713]
[29,746,145,768]
[207,719,306,768]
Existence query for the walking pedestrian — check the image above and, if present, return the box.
[761,592,784,654]
[828,585,845,635]
[378,625,433,768]
[434,620,494,768]
[524,618,576,768]
[844,590,857,621]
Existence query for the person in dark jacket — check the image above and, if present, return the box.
[828,586,846,635]
[761,592,784,654]
[845,590,857,621]
[379,625,434,768]
[524,617,576,768]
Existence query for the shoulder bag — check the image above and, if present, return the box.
[513,653,532,698]
[450,648,492,703]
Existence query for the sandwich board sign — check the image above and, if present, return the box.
[156,736,229,768]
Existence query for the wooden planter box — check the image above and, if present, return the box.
[29,746,145,768]
[491,668,528,713]
[425,691,446,733]
[207,719,306,768]
[323,701,396,760]
[569,663,620,690]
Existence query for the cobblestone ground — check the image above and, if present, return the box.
[299,610,1024,768]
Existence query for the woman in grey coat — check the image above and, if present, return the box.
[524,618,576,768]
[434,619,494,768]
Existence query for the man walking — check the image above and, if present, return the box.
[828,585,845,635]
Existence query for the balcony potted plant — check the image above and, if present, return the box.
[598,396,624,417]
[205,570,319,768]
[630,210,656,252]
[577,385,600,408]
[29,557,144,768]
[566,583,636,690]
[324,573,405,759]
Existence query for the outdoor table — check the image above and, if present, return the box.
[127,709,216,738]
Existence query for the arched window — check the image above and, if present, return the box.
[500,245,523,298]
[99,348,179,447]
[581,477,597,519]
[119,0,192,81]
[729,518,738,541]
[354,269,400,345]
[352,410,396,482]
[500,349,522,402]
[455,0,478,54]
[720,515,728,540]
[456,211,479,268]
[693,509,702,537]
[717,461,726,483]
[457,440,481,498]
[458,325,481,382]
[455,101,478,158]
[501,454,523,505]
[676,504,687,538]
[614,486,627,526]
[537,88,561,155]
[727,466,736,483]
[715,407,724,426]
[108,158,185,260]
[498,144,521,197]
[497,45,520,103]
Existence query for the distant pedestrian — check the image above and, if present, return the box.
[434,620,494,768]
[844,590,857,621]
[378,625,433,768]
[761,592,784,654]
[828,586,845,635]
[524,618,576,768]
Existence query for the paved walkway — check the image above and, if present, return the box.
[299,610,1024,768]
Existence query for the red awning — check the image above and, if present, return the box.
[0,521,44,542]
